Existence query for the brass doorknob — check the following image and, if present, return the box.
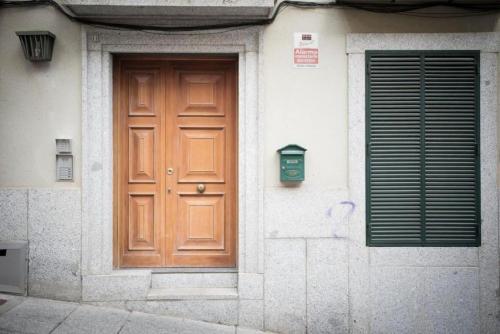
[196,184,206,193]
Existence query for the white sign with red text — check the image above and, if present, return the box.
[293,32,319,68]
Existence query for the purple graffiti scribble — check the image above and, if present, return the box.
[340,200,356,215]
[326,207,333,217]
[326,201,356,218]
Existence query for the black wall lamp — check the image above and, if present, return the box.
[15,31,56,62]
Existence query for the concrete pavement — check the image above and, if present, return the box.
[0,294,272,334]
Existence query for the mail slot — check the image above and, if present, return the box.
[277,144,307,182]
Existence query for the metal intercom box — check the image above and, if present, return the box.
[56,138,71,154]
[0,241,28,295]
[56,139,73,181]
[277,144,307,182]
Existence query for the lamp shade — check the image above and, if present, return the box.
[15,31,56,62]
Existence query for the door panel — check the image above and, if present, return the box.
[128,194,156,251]
[177,71,226,116]
[115,56,237,268]
[128,70,159,116]
[178,127,225,183]
[177,194,225,250]
[128,126,157,183]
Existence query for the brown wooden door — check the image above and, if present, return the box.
[114,56,237,268]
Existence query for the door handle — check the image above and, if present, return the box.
[167,167,174,175]
[196,184,206,193]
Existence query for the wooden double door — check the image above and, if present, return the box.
[114,55,237,267]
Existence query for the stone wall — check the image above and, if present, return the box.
[263,188,350,333]
[0,189,81,301]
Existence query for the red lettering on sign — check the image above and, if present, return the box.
[294,48,319,65]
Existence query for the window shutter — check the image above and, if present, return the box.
[423,54,480,245]
[366,51,480,247]
[366,53,424,245]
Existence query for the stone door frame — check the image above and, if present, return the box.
[81,27,265,300]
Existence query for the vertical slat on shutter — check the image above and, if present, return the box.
[366,53,423,246]
[424,52,480,246]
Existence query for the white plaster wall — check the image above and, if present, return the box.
[262,7,500,188]
[0,6,81,187]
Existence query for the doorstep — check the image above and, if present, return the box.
[151,272,237,289]
[147,287,238,300]
[83,270,240,302]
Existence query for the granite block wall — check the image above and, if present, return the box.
[263,188,350,334]
[0,188,81,301]
[260,186,497,334]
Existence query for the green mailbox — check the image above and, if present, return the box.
[277,144,307,182]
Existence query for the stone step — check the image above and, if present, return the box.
[151,272,237,289]
[147,287,238,300]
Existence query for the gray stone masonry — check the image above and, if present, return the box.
[0,188,82,301]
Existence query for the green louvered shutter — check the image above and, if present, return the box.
[423,53,480,245]
[366,51,480,247]
[366,53,423,245]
